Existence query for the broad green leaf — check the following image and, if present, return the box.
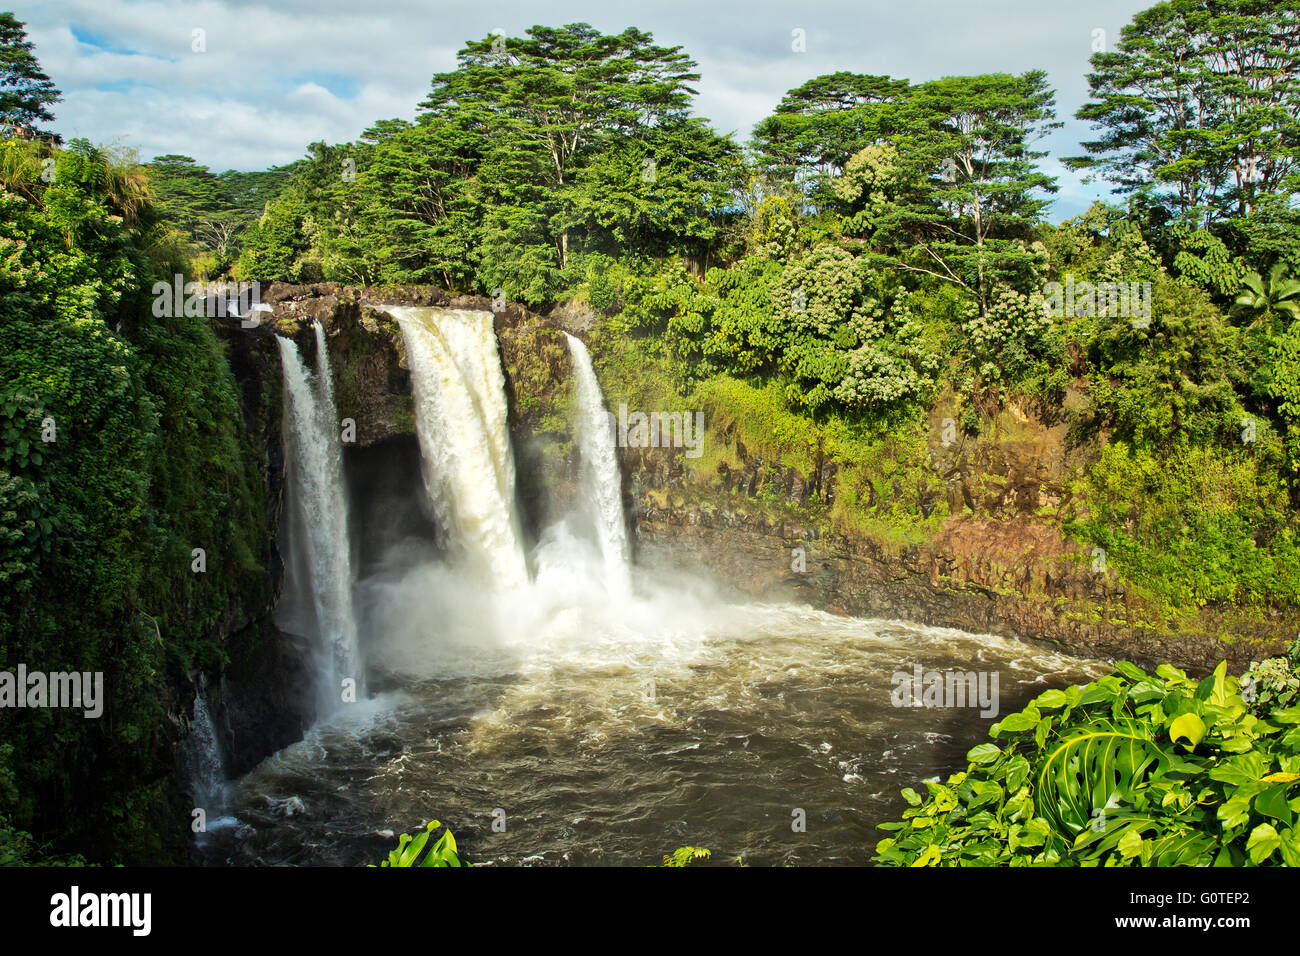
[1247,823,1280,864]
[1035,719,1167,838]
[1114,661,1147,682]
[1156,664,1187,682]
[1217,795,1253,831]
[1034,689,1068,709]
[1255,785,1294,828]
[993,711,1039,735]
[1169,712,1206,749]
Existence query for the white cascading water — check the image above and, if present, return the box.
[183,689,227,813]
[564,333,631,595]
[390,307,530,589]
[277,324,363,711]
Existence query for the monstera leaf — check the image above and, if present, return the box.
[1035,718,1169,838]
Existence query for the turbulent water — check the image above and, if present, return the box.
[203,307,1106,867]
[564,333,631,596]
[198,584,1104,866]
[390,306,529,589]
[277,326,363,710]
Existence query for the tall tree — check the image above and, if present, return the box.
[355,116,484,289]
[0,12,60,139]
[1070,0,1300,224]
[751,72,909,197]
[146,154,227,240]
[851,72,1060,314]
[417,23,722,280]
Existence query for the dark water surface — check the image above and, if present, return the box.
[198,598,1104,867]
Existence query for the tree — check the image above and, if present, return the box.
[853,72,1060,315]
[216,165,295,223]
[355,116,483,289]
[567,116,742,263]
[0,13,59,140]
[751,72,909,203]
[1070,0,1300,224]
[146,155,227,240]
[417,23,728,286]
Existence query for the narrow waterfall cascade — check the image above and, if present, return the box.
[389,306,530,589]
[564,333,631,595]
[182,690,227,816]
[277,326,364,711]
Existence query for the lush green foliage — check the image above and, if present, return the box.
[0,136,270,862]
[145,154,293,273]
[876,658,1300,866]
[371,821,465,867]
[1065,442,1300,613]
[660,846,711,867]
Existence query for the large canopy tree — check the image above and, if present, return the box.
[1070,0,1300,225]
[414,23,737,288]
[846,72,1060,314]
[750,72,910,200]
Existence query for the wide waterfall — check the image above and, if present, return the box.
[277,324,363,713]
[204,309,1110,870]
[565,333,631,594]
[390,306,530,589]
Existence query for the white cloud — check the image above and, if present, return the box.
[12,0,1151,216]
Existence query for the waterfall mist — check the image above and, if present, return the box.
[358,307,719,682]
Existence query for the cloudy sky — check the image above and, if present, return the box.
[15,0,1152,219]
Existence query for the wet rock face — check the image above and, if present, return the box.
[253,281,565,453]
[211,618,315,778]
[633,515,1291,676]
[204,312,306,780]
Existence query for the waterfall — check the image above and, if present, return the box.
[564,333,631,594]
[390,307,529,589]
[277,325,363,712]
[183,689,227,814]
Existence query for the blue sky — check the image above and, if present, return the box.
[16,0,1154,221]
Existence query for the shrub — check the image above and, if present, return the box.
[660,846,711,867]
[1242,638,1300,716]
[876,660,1300,866]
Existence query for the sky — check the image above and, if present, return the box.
[14,0,1154,221]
